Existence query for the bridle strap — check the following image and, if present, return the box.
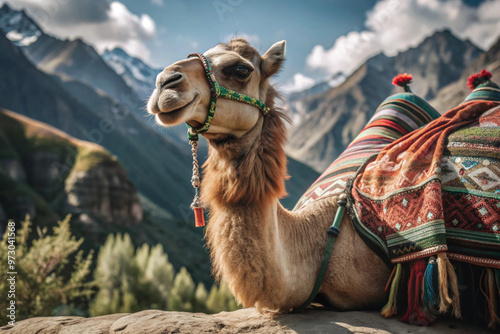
[186,53,270,140]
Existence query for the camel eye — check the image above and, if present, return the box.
[232,65,252,79]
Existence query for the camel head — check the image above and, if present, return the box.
[147,39,286,140]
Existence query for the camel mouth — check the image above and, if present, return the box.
[156,95,198,126]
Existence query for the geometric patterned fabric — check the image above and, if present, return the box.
[350,86,500,268]
[441,104,500,267]
[293,92,441,211]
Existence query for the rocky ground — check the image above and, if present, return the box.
[0,308,491,334]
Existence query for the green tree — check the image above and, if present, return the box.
[0,215,93,325]
[90,232,240,316]
[90,234,175,316]
[144,244,175,304]
[168,267,196,312]
[193,282,208,313]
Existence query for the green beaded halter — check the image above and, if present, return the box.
[186,53,270,140]
[185,53,270,227]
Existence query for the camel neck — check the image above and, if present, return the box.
[204,191,340,311]
[200,111,288,209]
[200,112,338,310]
[200,109,298,311]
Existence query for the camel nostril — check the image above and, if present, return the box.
[159,72,184,90]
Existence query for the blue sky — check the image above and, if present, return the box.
[3,0,500,92]
[120,0,377,82]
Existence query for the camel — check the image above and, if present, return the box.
[147,38,391,312]
[147,39,500,328]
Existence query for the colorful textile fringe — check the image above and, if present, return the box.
[481,268,500,328]
[400,260,433,325]
[436,253,461,318]
[383,259,500,327]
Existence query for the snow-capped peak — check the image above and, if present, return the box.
[102,47,162,99]
[0,4,42,46]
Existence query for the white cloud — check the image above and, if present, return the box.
[3,0,157,61]
[307,30,379,76]
[280,73,316,94]
[467,0,500,48]
[306,0,500,76]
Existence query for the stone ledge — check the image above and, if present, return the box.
[0,308,490,334]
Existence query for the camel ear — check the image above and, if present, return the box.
[261,40,286,79]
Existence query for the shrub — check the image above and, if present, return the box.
[0,215,93,325]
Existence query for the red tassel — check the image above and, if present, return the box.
[400,259,434,326]
[392,73,413,87]
[467,69,492,90]
[193,207,205,227]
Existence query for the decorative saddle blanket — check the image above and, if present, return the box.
[295,72,500,327]
[350,98,500,268]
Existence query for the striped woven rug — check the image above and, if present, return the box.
[294,92,441,211]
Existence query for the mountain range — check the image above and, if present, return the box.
[0,27,195,217]
[0,4,184,144]
[285,72,346,124]
[285,29,485,171]
[0,5,138,106]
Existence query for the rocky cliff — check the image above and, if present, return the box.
[431,36,500,112]
[0,308,488,334]
[0,108,216,285]
[0,109,142,228]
